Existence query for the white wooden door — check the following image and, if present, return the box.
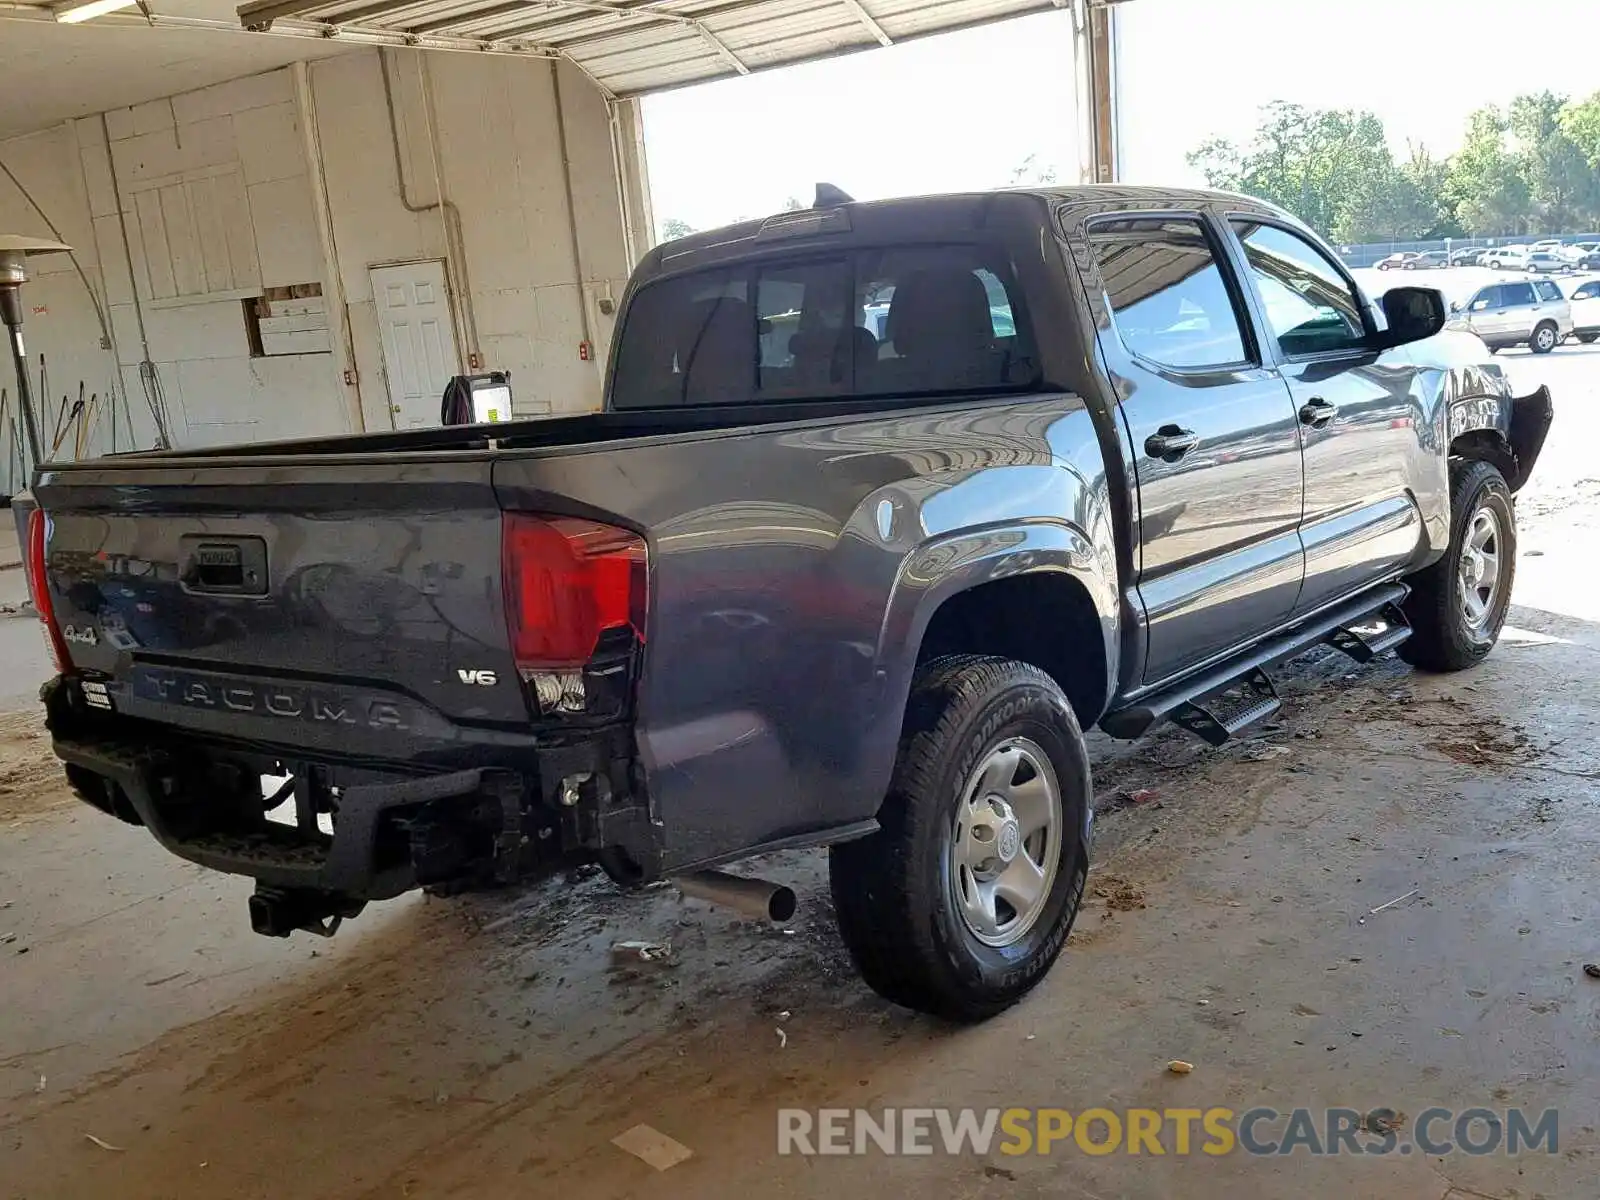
[370,260,459,429]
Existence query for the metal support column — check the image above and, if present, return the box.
[1073,0,1122,184]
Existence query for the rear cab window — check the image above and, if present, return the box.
[610,244,1037,409]
[1084,216,1250,370]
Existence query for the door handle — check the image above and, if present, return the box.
[1299,397,1338,428]
[1144,425,1200,461]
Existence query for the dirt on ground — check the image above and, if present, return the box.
[0,709,70,823]
[5,354,1600,1199]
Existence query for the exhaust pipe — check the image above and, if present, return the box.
[674,869,797,923]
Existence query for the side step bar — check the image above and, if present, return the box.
[1101,583,1411,743]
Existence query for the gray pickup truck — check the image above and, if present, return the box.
[24,185,1551,1020]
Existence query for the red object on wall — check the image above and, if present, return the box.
[578,341,592,361]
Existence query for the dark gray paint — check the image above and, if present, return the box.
[31,185,1546,881]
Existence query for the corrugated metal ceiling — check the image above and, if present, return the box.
[234,0,1066,97]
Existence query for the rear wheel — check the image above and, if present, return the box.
[1399,459,1516,671]
[829,655,1089,1021]
[1580,333,1598,344]
[1530,322,1558,353]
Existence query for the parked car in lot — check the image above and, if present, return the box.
[1567,277,1600,342]
[19,185,1553,1020]
[1405,251,1449,269]
[1448,246,1486,266]
[1481,245,1530,270]
[1446,278,1573,352]
[1375,252,1421,270]
[1573,244,1600,270]
[1526,250,1568,273]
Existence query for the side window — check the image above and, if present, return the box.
[1229,220,1368,356]
[1085,217,1248,370]
[1574,283,1598,301]
[977,268,1016,338]
[1470,286,1500,311]
[1502,282,1536,307]
[1534,280,1563,302]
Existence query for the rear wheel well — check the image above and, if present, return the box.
[915,574,1107,727]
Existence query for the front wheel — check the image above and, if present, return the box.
[1530,322,1559,353]
[1399,459,1516,671]
[829,655,1089,1021]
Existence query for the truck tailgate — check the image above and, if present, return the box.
[33,456,526,753]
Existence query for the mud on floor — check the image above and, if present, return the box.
[0,710,70,824]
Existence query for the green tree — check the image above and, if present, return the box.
[1560,90,1600,171]
[1445,106,1532,236]
[1188,102,1422,241]
[659,216,696,241]
[1508,92,1600,232]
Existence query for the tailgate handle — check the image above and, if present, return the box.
[180,537,268,596]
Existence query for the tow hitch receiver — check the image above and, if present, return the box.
[248,886,366,938]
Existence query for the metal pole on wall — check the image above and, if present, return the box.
[1,236,73,483]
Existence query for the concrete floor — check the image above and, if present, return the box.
[2,348,1599,1199]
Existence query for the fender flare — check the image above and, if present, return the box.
[863,520,1120,785]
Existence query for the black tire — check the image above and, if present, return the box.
[1399,459,1516,671]
[829,655,1089,1021]
[1530,321,1559,353]
[1580,333,1598,344]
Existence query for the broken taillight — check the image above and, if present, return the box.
[501,513,647,715]
[26,508,73,674]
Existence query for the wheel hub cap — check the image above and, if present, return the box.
[947,738,1063,948]
[1458,505,1503,632]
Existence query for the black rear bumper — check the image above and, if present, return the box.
[53,731,486,900]
[44,677,658,907]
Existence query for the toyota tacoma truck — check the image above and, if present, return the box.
[22,186,1551,1020]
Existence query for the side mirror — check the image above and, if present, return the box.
[1376,286,1447,348]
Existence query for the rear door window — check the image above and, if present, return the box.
[1085,217,1249,369]
[1502,282,1537,307]
[610,245,1036,409]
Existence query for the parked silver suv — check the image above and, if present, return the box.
[1445,278,1573,353]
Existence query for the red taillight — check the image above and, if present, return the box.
[501,514,647,672]
[26,509,72,674]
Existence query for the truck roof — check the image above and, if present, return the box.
[641,185,1287,281]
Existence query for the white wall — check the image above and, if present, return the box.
[0,47,641,493]
[313,50,633,422]
[91,69,349,453]
[0,123,126,492]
